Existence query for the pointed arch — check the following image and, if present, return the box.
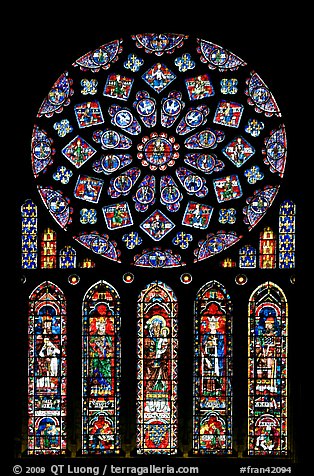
[28,281,67,455]
[248,282,288,455]
[82,280,121,454]
[193,280,233,454]
[137,280,178,454]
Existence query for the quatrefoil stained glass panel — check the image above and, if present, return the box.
[31,33,287,268]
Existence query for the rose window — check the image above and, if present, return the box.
[31,33,287,268]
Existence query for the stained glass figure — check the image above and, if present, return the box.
[73,39,123,71]
[213,175,242,203]
[74,232,121,262]
[37,72,74,118]
[243,186,279,230]
[108,105,141,135]
[140,210,175,241]
[259,227,276,269]
[74,175,104,203]
[245,72,281,117]
[184,153,224,174]
[28,281,67,455]
[197,39,247,71]
[137,132,180,171]
[62,135,96,168]
[193,281,233,454]
[248,282,288,455]
[194,231,242,262]
[185,74,214,100]
[31,126,56,177]
[74,101,104,128]
[21,199,38,269]
[133,175,156,212]
[30,33,288,267]
[160,175,182,212]
[222,136,255,167]
[107,167,141,198]
[132,33,188,55]
[82,280,121,454]
[38,186,72,230]
[93,154,132,175]
[40,228,57,269]
[133,249,184,268]
[142,63,176,93]
[137,281,178,454]
[213,100,244,128]
[103,73,133,100]
[279,200,296,268]
[262,126,287,177]
[182,201,213,229]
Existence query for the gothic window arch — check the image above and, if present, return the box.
[137,280,178,454]
[28,281,67,455]
[82,280,121,454]
[193,280,233,454]
[248,281,288,455]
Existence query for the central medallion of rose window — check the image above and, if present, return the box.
[137,132,180,171]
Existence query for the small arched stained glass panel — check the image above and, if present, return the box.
[239,244,256,268]
[248,282,288,456]
[193,281,233,454]
[28,281,67,455]
[59,245,76,268]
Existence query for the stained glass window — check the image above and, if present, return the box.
[279,200,296,268]
[59,245,76,268]
[40,228,57,269]
[259,227,276,269]
[248,282,288,455]
[193,280,233,454]
[28,281,67,455]
[137,281,178,454]
[29,33,287,269]
[21,199,38,269]
[14,29,301,470]
[239,245,257,268]
[82,280,121,454]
